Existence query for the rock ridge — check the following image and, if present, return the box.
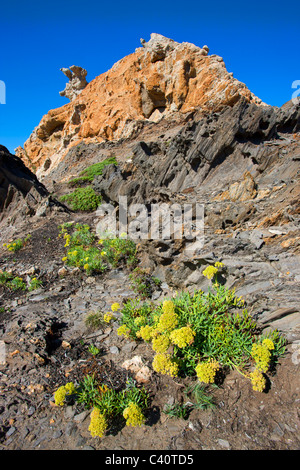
[16,33,264,180]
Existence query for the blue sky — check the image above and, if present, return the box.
[0,0,299,154]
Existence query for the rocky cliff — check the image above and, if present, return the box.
[1,34,300,451]
[16,33,264,180]
[0,145,67,244]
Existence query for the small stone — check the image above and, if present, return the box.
[6,427,16,438]
[188,420,202,432]
[74,410,90,423]
[58,267,68,277]
[0,340,6,365]
[217,438,230,449]
[110,346,119,355]
[27,406,35,416]
[121,342,137,354]
[65,422,78,437]
[64,406,76,419]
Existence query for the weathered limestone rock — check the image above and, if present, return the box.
[59,65,88,102]
[16,33,264,179]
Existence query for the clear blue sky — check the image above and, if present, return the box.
[0,0,299,154]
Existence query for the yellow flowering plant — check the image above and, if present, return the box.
[0,271,42,292]
[73,375,149,438]
[59,223,138,274]
[169,326,195,349]
[103,312,114,323]
[152,334,171,353]
[202,261,225,283]
[99,236,138,268]
[116,263,286,393]
[152,353,179,377]
[54,382,77,406]
[251,338,275,373]
[123,402,145,427]
[195,360,220,384]
[2,234,31,252]
[111,302,120,312]
[59,223,107,275]
[249,368,267,392]
[117,324,131,338]
[88,407,108,437]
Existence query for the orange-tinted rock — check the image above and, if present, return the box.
[16,33,264,178]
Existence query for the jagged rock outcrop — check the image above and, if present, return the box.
[16,33,264,179]
[59,65,88,101]
[0,145,66,233]
[89,98,300,341]
[93,98,300,205]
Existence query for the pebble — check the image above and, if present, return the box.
[6,426,16,438]
[65,422,78,437]
[0,340,6,365]
[74,410,90,423]
[217,438,230,449]
[27,406,35,416]
[64,406,76,420]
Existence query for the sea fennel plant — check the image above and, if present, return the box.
[117,262,286,392]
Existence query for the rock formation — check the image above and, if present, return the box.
[59,65,88,102]
[16,33,264,180]
[0,34,300,451]
[92,98,300,205]
[0,145,66,238]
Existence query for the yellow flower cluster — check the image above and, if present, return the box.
[251,339,274,373]
[117,324,131,338]
[104,303,120,323]
[54,382,77,406]
[152,334,171,353]
[63,233,71,247]
[162,300,175,314]
[195,360,220,384]
[156,301,178,333]
[202,265,218,280]
[88,407,108,438]
[123,402,145,427]
[104,312,114,323]
[136,325,154,342]
[134,316,145,327]
[214,261,225,268]
[111,302,120,312]
[250,369,266,392]
[152,353,179,377]
[169,326,195,349]
[3,242,18,252]
[3,235,31,252]
[202,261,224,280]
[262,338,275,351]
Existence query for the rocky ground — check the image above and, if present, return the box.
[0,209,299,451]
[1,68,299,450]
